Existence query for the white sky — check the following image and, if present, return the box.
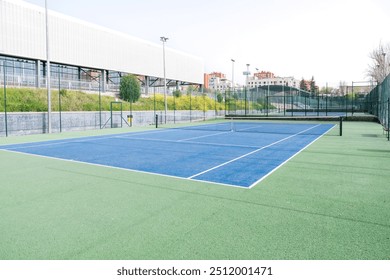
[24,0,390,88]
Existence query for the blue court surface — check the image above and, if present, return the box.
[0,122,335,188]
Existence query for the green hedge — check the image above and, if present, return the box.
[0,88,225,112]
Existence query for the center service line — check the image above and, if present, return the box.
[188,124,321,179]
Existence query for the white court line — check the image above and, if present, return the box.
[117,130,231,143]
[188,124,321,179]
[2,139,93,150]
[177,130,232,142]
[1,149,249,189]
[1,124,333,189]
[1,134,126,150]
[0,122,231,150]
[247,124,335,189]
[236,124,266,132]
[1,126,243,151]
[114,135,262,149]
[0,128,175,150]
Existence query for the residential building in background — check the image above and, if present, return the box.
[204,72,233,91]
[247,71,300,88]
[254,71,275,79]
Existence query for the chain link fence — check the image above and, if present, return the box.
[224,86,369,118]
[364,75,390,140]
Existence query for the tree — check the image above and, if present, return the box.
[119,74,141,103]
[120,74,140,126]
[186,85,196,96]
[300,78,309,91]
[216,92,223,103]
[366,42,390,83]
[339,81,347,96]
[310,76,317,94]
[319,86,334,95]
[173,90,182,98]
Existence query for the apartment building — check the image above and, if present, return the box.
[204,72,233,91]
[247,71,300,88]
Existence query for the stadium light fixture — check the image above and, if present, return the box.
[160,36,169,124]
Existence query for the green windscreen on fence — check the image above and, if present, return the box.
[364,75,390,140]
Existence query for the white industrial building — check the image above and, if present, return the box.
[0,0,204,93]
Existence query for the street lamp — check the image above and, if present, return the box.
[160,36,168,124]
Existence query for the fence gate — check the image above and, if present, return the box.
[102,101,130,128]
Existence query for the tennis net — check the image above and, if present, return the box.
[157,116,343,136]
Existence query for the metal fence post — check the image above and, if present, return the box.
[388,98,389,141]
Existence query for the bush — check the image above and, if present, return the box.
[0,88,225,112]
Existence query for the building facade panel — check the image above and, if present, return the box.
[0,0,204,85]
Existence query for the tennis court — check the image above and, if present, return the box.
[0,120,389,260]
[0,120,336,188]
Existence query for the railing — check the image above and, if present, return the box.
[0,73,120,94]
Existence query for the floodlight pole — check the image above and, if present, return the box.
[98,74,102,129]
[245,64,250,115]
[58,65,62,132]
[230,59,235,116]
[2,58,8,137]
[245,64,250,83]
[45,0,52,133]
[231,58,235,95]
[382,52,387,82]
[255,67,259,114]
[160,36,168,124]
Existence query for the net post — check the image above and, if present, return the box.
[339,116,343,136]
[155,114,158,128]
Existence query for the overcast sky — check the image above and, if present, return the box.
[23,0,390,88]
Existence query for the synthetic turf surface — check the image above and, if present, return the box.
[0,121,389,259]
